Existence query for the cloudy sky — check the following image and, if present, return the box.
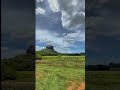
[86,0,120,65]
[1,0,34,59]
[36,0,85,53]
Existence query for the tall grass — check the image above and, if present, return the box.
[36,56,85,61]
[36,56,85,90]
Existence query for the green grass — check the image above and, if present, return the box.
[1,71,35,90]
[15,71,35,82]
[36,56,85,90]
[86,71,120,90]
[37,56,85,61]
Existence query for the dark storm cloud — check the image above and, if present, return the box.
[1,0,35,58]
[86,0,120,65]
[1,0,34,10]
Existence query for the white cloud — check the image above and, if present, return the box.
[36,29,71,52]
[36,7,46,15]
[36,46,45,51]
[36,29,84,52]
[54,33,59,36]
[47,0,85,30]
[54,45,73,53]
[36,30,67,47]
[36,0,44,3]
[61,10,85,30]
[48,0,59,12]
[64,31,85,42]
[36,0,85,53]
[59,0,85,30]
[36,0,85,30]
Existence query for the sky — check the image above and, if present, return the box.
[86,0,120,65]
[36,0,85,53]
[2,0,120,65]
[1,0,35,59]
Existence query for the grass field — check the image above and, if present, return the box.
[86,71,120,90]
[36,56,85,90]
[1,71,35,90]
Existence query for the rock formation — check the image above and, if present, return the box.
[46,45,54,51]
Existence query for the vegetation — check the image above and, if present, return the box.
[86,63,120,90]
[86,71,120,90]
[36,55,85,60]
[1,54,34,72]
[36,49,58,56]
[36,48,85,56]
[36,56,85,90]
[86,63,120,71]
[1,63,16,81]
[1,46,35,90]
[1,54,35,90]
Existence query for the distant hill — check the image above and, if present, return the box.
[36,45,84,56]
[1,54,35,81]
[36,48,59,56]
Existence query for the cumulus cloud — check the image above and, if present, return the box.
[36,30,66,47]
[36,0,44,3]
[36,0,85,30]
[61,11,85,30]
[59,0,85,30]
[48,0,85,30]
[36,7,46,15]
[36,46,45,51]
[36,29,71,52]
[48,0,59,12]
[36,0,85,53]
[36,29,84,52]
[64,31,85,42]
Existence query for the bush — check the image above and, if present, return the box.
[36,49,58,56]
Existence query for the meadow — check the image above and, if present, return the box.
[1,54,35,90]
[36,56,85,90]
[1,71,35,90]
[86,71,120,90]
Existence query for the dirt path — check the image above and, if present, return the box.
[67,81,85,90]
[77,82,85,90]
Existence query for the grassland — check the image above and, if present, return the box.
[1,71,35,90]
[86,71,120,90]
[36,56,85,90]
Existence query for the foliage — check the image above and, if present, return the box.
[1,54,35,81]
[36,55,85,61]
[36,49,84,56]
[1,62,16,81]
[36,49,59,56]
[86,71,120,90]
[36,56,85,90]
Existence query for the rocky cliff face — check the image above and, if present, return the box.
[46,45,54,51]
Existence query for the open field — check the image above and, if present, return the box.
[36,56,85,90]
[86,71,120,90]
[1,82,35,90]
[1,71,35,90]
[36,56,84,61]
